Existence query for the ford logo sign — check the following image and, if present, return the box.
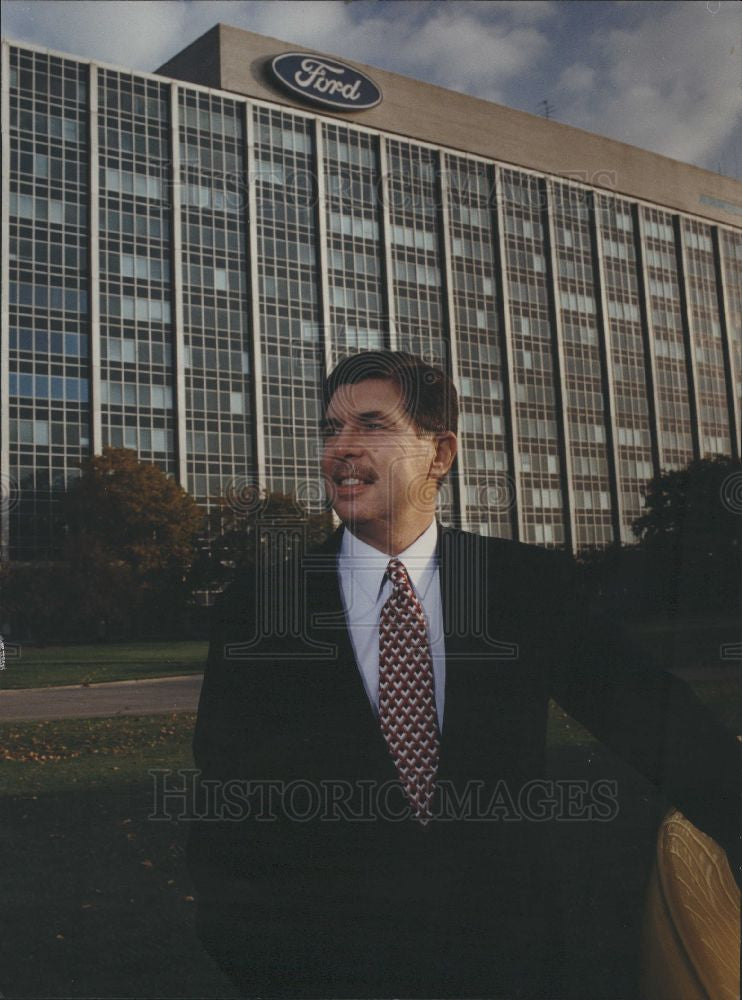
[270,53,382,111]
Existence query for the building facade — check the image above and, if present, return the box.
[1,25,740,560]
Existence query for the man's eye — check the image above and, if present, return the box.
[321,422,384,436]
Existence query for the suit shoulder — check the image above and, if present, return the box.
[449,528,571,566]
[443,530,575,607]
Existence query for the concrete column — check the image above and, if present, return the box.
[631,204,662,476]
[672,216,701,460]
[87,62,102,457]
[244,102,267,492]
[312,119,333,376]
[0,41,10,558]
[541,178,576,554]
[492,165,523,542]
[436,151,467,530]
[711,227,740,460]
[377,135,398,350]
[588,193,625,544]
[168,83,188,488]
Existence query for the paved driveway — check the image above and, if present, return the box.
[0,674,203,722]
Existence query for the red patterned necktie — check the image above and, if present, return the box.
[378,557,440,824]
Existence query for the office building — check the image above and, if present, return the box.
[1,24,740,559]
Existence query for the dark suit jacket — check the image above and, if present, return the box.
[187,524,739,999]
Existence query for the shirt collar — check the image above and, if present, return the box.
[338,519,439,604]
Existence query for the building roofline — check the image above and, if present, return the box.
[3,31,741,230]
[155,22,742,228]
[166,21,737,190]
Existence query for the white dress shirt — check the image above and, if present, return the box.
[337,518,446,731]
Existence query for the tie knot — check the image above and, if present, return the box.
[386,558,411,592]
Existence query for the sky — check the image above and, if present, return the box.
[2,0,740,179]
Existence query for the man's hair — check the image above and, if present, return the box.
[322,350,459,437]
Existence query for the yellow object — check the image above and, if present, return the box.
[640,809,741,1000]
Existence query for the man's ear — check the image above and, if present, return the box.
[429,432,457,483]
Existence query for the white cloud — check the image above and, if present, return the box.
[239,1,362,53]
[556,1,741,171]
[558,63,595,94]
[241,1,552,103]
[397,11,548,93]
[2,0,737,174]
[1,0,551,104]
[1,0,192,68]
[482,0,556,23]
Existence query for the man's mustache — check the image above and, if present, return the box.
[326,463,379,484]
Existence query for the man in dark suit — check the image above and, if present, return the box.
[188,350,739,999]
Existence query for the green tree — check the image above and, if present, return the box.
[632,456,741,550]
[62,447,204,636]
[631,456,741,616]
[577,457,741,624]
[0,560,70,644]
[195,489,334,592]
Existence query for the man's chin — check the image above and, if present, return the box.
[332,502,370,527]
[329,483,375,518]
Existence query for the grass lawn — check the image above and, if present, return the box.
[0,678,738,999]
[1,640,208,690]
[0,712,241,999]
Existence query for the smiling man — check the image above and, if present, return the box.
[188,350,739,999]
[319,368,456,554]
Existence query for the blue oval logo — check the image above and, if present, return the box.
[270,53,382,112]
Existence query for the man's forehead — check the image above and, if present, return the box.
[326,378,406,418]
